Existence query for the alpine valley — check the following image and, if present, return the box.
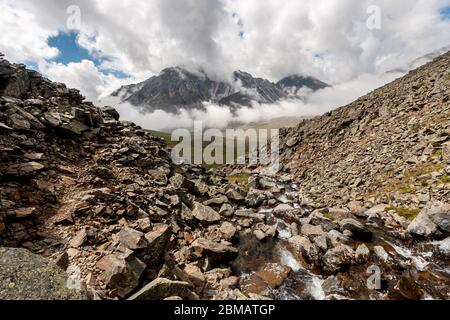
[0,49,449,301]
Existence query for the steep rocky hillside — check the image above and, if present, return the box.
[280,51,450,210]
[0,55,241,299]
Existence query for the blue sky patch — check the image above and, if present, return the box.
[440,6,450,20]
[23,60,39,71]
[48,31,97,64]
[47,31,129,79]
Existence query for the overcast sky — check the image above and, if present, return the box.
[1,0,449,105]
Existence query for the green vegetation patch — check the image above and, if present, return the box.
[227,172,251,186]
[429,149,443,160]
[399,184,416,194]
[439,175,450,184]
[321,212,336,221]
[421,180,429,187]
[385,205,421,221]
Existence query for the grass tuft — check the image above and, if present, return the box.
[439,175,450,184]
[227,172,251,186]
[385,205,421,221]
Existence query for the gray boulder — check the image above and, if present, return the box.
[192,202,221,224]
[96,250,146,298]
[407,201,450,239]
[129,278,198,300]
[322,245,355,274]
[0,248,88,300]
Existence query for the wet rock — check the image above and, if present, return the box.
[322,245,355,274]
[254,229,267,241]
[129,278,198,300]
[288,235,320,262]
[307,211,340,231]
[355,244,370,264]
[373,246,390,262]
[190,238,238,265]
[313,235,329,252]
[339,218,372,240]
[274,204,294,214]
[395,276,424,300]
[256,263,291,287]
[407,201,450,239]
[0,248,88,300]
[96,251,146,298]
[192,202,221,224]
[326,230,353,247]
[322,275,348,298]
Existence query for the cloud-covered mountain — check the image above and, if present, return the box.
[386,45,450,74]
[111,67,329,113]
[276,74,330,96]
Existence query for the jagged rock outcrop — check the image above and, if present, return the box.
[279,51,450,210]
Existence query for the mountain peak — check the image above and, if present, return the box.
[277,74,330,94]
[111,68,329,113]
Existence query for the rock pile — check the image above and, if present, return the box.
[280,52,450,211]
[0,55,251,299]
[1,51,449,300]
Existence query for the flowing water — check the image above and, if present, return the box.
[232,182,450,300]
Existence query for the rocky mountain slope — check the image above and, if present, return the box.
[279,51,450,209]
[111,67,326,113]
[277,75,330,96]
[1,51,449,301]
